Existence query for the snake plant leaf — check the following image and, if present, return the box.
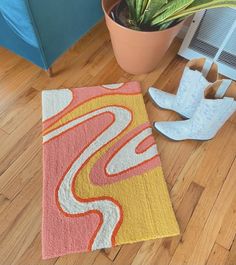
[158,20,174,30]
[142,0,186,25]
[164,0,236,22]
[124,0,236,30]
[135,0,144,18]
[141,0,151,13]
[140,0,169,24]
[125,0,136,20]
[185,0,236,10]
[150,0,194,25]
[158,16,188,30]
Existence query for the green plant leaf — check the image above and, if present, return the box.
[125,0,139,27]
[141,0,150,13]
[186,0,236,10]
[158,20,174,30]
[135,0,144,18]
[125,0,136,19]
[150,0,194,25]
[124,0,236,30]
[165,0,236,21]
[140,0,168,24]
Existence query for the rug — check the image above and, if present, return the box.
[42,81,179,259]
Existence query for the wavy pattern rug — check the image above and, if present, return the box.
[42,81,179,259]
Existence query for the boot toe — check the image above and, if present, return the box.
[148,87,175,110]
[153,121,187,141]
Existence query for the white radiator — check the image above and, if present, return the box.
[178,8,236,80]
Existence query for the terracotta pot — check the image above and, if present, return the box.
[102,0,183,75]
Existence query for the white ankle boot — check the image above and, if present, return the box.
[153,97,236,141]
[148,59,218,118]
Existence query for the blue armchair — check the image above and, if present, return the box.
[0,0,103,73]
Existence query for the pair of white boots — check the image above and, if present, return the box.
[148,58,236,141]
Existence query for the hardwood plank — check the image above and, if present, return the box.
[102,246,122,261]
[54,251,99,265]
[0,192,11,215]
[186,158,236,265]
[168,124,236,265]
[0,127,8,139]
[206,243,229,265]
[80,56,124,88]
[0,137,41,196]
[112,243,143,265]
[216,194,236,250]
[0,167,42,239]
[0,49,22,78]
[92,252,113,265]
[0,60,41,112]
[194,127,236,188]
[0,188,41,265]
[130,240,163,265]
[0,108,41,165]
[17,233,57,265]
[0,120,41,176]
[0,146,41,200]
[0,88,40,134]
[225,236,236,265]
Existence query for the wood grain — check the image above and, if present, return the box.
[0,20,235,265]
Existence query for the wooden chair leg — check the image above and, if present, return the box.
[46,67,53,77]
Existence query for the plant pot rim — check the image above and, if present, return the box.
[102,0,184,34]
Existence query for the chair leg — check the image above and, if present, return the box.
[46,67,53,77]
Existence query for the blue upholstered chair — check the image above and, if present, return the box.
[0,0,103,74]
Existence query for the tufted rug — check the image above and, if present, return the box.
[41,81,179,259]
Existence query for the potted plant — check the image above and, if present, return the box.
[102,0,236,74]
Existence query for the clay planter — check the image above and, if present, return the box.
[102,0,183,75]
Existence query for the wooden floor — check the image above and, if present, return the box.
[0,21,235,265]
